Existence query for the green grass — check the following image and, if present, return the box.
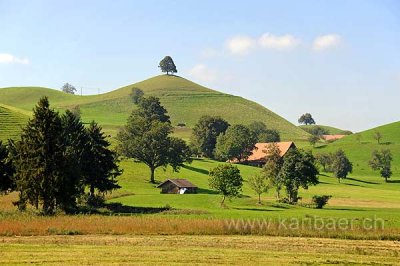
[0,75,309,140]
[1,235,400,265]
[0,104,29,141]
[300,124,352,135]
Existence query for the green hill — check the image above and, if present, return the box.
[0,104,29,141]
[314,121,400,176]
[0,75,308,140]
[300,124,352,135]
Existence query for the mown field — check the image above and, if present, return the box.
[1,235,400,265]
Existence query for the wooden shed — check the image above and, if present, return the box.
[157,179,198,194]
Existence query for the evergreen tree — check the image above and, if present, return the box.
[158,56,177,75]
[84,122,121,200]
[0,141,14,193]
[13,97,66,215]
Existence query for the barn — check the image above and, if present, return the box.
[157,179,198,194]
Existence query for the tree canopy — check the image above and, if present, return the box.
[190,116,230,158]
[298,113,316,125]
[248,121,280,142]
[209,164,243,205]
[369,149,393,182]
[215,124,256,162]
[158,56,177,75]
[61,83,77,94]
[331,149,352,182]
[117,96,191,183]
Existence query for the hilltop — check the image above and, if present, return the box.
[0,75,308,140]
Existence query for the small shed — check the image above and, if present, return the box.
[157,179,198,194]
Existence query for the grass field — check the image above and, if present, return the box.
[1,235,400,265]
[0,75,309,140]
[0,104,29,141]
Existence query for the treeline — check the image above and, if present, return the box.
[0,97,121,215]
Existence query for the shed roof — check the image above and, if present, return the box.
[157,179,197,188]
[247,142,296,162]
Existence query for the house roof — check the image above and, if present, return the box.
[247,142,296,162]
[157,179,197,188]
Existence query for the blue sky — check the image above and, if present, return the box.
[0,0,399,131]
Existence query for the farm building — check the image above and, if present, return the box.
[157,179,198,194]
[245,141,297,166]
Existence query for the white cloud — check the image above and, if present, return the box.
[226,36,255,55]
[258,33,300,50]
[312,34,342,51]
[187,64,217,83]
[0,53,30,64]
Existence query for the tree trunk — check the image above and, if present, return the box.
[385,176,388,183]
[338,178,341,183]
[90,184,95,198]
[258,194,261,204]
[221,195,226,206]
[150,167,156,183]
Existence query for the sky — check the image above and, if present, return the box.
[0,0,399,132]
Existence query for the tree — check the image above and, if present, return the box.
[209,164,243,205]
[315,153,333,172]
[298,113,316,125]
[278,149,319,203]
[369,149,393,182]
[83,122,122,200]
[262,143,283,199]
[12,97,67,215]
[0,141,14,193]
[248,121,280,142]
[303,126,328,137]
[248,174,269,204]
[374,131,383,144]
[117,96,190,183]
[308,135,320,147]
[158,56,177,75]
[214,124,256,162]
[61,83,77,94]
[331,149,352,183]
[130,87,144,104]
[190,116,230,158]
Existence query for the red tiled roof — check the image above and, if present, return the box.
[247,142,296,162]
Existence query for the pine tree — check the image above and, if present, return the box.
[0,141,14,193]
[13,97,66,215]
[83,122,121,201]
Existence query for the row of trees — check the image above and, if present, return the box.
[190,117,280,161]
[209,145,319,205]
[0,97,121,215]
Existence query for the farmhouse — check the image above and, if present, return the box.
[157,179,198,194]
[246,142,297,166]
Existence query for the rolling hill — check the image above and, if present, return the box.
[300,124,352,135]
[0,75,308,140]
[314,121,400,176]
[0,104,29,141]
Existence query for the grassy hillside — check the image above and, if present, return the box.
[300,124,352,135]
[0,75,308,140]
[0,104,29,141]
[313,121,400,176]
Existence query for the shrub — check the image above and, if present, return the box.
[312,195,332,209]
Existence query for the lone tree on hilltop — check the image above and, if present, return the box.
[159,56,177,75]
[61,83,77,94]
[298,113,316,125]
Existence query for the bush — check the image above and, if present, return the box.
[312,195,332,209]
